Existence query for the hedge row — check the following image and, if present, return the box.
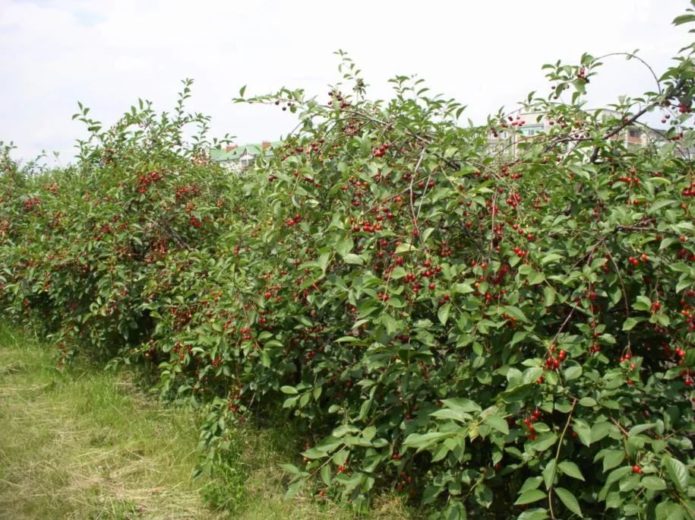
[2,10,695,519]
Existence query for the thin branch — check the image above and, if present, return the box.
[589,78,686,163]
[409,147,428,239]
[548,398,578,520]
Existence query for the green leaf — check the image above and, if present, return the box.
[362,426,377,441]
[336,236,354,257]
[622,317,639,331]
[280,385,298,395]
[403,431,453,451]
[633,295,652,312]
[655,501,687,520]
[320,464,332,485]
[641,476,667,491]
[543,286,556,307]
[285,478,307,498]
[602,450,625,472]
[543,460,557,489]
[555,487,583,517]
[316,252,331,273]
[514,489,546,505]
[441,398,482,413]
[663,455,688,492]
[302,447,326,459]
[343,253,364,265]
[590,421,614,443]
[395,242,416,253]
[628,423,654,436]
[558,461,585,481]
[279,463,302,476]
[541,253,564,265]
[578,397,596,408]
[453,282,474,294]
[430,408,471,423]
[572,419,592,447]
[438,303,451,325]
[528,270,546,285]
[529,432,557,453]
[336,336,361,343]
[502,305,528,323]
[510,331,529,347]
[673,13,695,25]
[517,509,549,520]
[563,365,582,381]
[519,476,543,494]
[484,414,509,435]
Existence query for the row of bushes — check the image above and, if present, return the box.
[2,11,695,519]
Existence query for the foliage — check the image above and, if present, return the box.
[2,8,695,520]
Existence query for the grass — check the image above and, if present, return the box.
[0,324,410,519]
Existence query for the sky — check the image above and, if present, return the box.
[0,0,691,165]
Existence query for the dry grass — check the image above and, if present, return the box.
[0,325,227,520]
[0,325,412,519]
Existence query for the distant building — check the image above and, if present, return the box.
[209,141,280,172]
[486,110,666,159]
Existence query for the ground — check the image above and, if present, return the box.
[0,324,409,519]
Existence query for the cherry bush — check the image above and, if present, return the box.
[2,8,695,520]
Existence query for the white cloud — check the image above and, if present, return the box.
[0,0,690,164]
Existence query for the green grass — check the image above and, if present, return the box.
[0,324,410,519]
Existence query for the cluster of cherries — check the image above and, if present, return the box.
[544,348,567,370]
[327,90,350,110]
[239,326,253,341]
[627,253,649,267]
[521,408,543,441]
[22,196,41,211]
[510,222,535,241]
[171,341,193,363]
[400,259,443,294]
[189,215,202,228]
[175,183,200,201]
[513,246,528,258]
[503,114,527,128]
[353,218,385,233]
[372,143,390,158]
[616,175,641,185]
[285,214,302,227]
[136,170,163,194]
[506,191,521,208]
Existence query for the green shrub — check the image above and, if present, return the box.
[2,8,695,520]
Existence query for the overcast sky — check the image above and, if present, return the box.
[0,0,691,164]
